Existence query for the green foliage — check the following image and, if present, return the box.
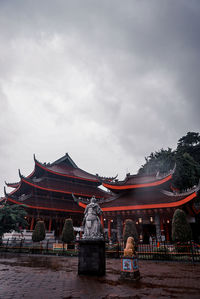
[0,203,28,238]
[61,218,74,244]
[123,219,138,245]
[172,152,200,190]
[172,209,192,243]
[139,148,175,175]
[32,221,46,242]
[177,131,200,152]
[138,132,200,191]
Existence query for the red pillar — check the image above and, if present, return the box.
[30,217,34,231]
[108,219,111,239]
[160,218,164,241]
[165,224,170,242]
[101,215,104,229]
[48,218,52,232]
[122,220,125,237]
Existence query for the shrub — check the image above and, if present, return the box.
[61,219,74,244]
[172,209,192,243]
[123,219,138,246]
[32,221,46,242]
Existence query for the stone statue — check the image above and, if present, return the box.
[82,196,104,239]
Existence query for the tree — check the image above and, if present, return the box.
[32,220,46,242]
[61,218,74,244]
[172,152,200,190]
[177,132,200,149]
[177,132,200,166]
[123,219,138,246]
[0,203,28,240]
[138,148,175,175]
[172,209,192,243]
[138,132,200,191]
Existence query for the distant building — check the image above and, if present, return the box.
[2,154,200,242]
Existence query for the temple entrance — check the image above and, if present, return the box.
[51,219,60,238]
[142,224,156,244]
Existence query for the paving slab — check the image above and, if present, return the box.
[0,253,199,299]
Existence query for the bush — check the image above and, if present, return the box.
[172,209,192,243]
[123,219,138,246]
[61,219,74,244]
[32,221,46,242]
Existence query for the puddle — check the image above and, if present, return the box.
[0,254,78,272]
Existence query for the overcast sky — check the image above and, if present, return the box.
[0,0,200,196]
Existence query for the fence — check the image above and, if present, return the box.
[136,242,200,262]
[0,238,76,256]
[0,239,200,262]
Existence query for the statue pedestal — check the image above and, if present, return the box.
[120,256,140,281]
[77,239,105,276]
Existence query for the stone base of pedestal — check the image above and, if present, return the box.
[77,239,105,276]
[120,256,140,281]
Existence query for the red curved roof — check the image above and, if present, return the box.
[76,192,197,212]
[103,173,172,190]
[6,195,84,213]
[19,177,109,199]
[5,167,36,189]
[99,188,197,211]
[35,161,99,183]
[5,182,20,189]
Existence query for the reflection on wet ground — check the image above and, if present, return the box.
[0,253,200,298]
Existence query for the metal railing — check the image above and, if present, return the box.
[0,239,199,262]
[136,242,200,262]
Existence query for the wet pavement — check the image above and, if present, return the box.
[0,253,200,299]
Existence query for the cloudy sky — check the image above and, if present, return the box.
[0,0,200,196]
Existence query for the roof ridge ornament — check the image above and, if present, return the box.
[96,174,118,182]
[5,181,19,186]
[34,154,45,165]
[161,180,200,197]
[4,186,8,197]
[72,193,106,205]
[18,169,26,179]
[18,169,22,178]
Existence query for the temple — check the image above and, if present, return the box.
[3,154,110,236]
[2,154,200,243]
[75,168,200,243]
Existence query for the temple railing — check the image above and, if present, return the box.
[0,238,199,262]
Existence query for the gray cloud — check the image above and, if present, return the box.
[0,0,200,195]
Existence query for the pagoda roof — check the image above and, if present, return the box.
[100,184,200,211]
[10,175,109,199]
[34,153,100,183]
[5,181,20,189]
[4,179,109,201]
[75,182,200,212]
[5,164,37,188]
[103,168,175,191]
[5,194,83,213]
